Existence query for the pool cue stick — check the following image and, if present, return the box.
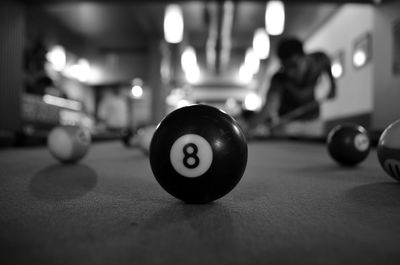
[247,100,321,139]
[268,100,320,130]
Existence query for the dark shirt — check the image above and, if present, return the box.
[268,52,333,120]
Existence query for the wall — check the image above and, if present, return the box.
[0,1,25,131]
[26,6,86,57]
[88,52,149,85]
[305,4,374,121]
[372,2,400,130]
[149,41,168,124]
[25,6,95,116]
[131,88,152,127]
[60,77,95,114]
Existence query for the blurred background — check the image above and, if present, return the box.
[0,0,399,145]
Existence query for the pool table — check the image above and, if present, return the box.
[1,140,400,265]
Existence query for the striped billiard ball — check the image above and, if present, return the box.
[377,119,400,181]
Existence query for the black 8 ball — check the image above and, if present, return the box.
[327,124,370,166]
[149,104,248,203]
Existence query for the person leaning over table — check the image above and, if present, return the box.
[245,37,337,137]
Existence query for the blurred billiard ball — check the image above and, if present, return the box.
[137,125,156,155]
[47,125,91,163]
[327,124,370,166]
[121,128,134,147]
[121,125,156,156]
[149,104,248,204]
[377,119,400,181]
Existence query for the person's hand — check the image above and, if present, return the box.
[246,124,272,140]
[269,113,280,127]
[314,73,333,102]
[326,84,336,99]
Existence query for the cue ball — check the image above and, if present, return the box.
[327,124,370,166]
[47,125,91,163]
[149,104,248,204]
[377,119,400,181]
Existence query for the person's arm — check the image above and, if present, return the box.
[314,73,331,102]
[315,52,336,100]
[324,59,336,100]
[285,52,337,103]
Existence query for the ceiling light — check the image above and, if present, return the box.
[253,28,270,60]
[164,4,184,44]
[46,45,66,72]
[265,1,285,36]
[239,64,253,83]
[131,85,143,99]
[65,59,91,82]
[244,48,260,75]
[181,46,197,72]
[353,50,367,68]
[243,92,262,111]
[331,62,343,79]
[185,65,201,84]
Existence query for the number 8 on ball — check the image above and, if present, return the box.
[170,134,213,178]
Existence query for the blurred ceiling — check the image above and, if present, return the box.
[22,0,383,50]
[20,0,385,81]
[37,2,339,51]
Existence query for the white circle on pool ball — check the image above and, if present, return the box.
[48,128,74,160]
[170,134,213,178]
[354,133,369,151]
[76,128,91,146]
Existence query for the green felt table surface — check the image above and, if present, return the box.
[1,141,400,265]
